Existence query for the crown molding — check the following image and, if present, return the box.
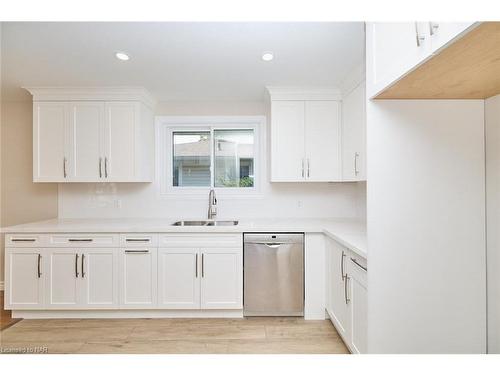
[266,86,342,101]
[23,86,157,108]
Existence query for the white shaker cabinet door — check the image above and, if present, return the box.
[80,248,119,309]
[119,248,157,308]
[5,249,45,309]
[33,102,69,181]
[342,83,366,181]
[305,100,341,181]
[347,257,368,354]
[46,249,81,309]
[327,239,350,339]
[367,22,432,98]
[200,248,243,309]
[157,248,200,309]
[102,102,138,181]
[69,102,105,181]
[271,101,305,181]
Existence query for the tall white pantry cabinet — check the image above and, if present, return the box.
[28,87,155,183]
[366,22,490,353]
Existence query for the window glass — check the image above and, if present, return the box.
[214,129,254,188]
[172,131,211,187]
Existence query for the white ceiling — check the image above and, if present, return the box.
[1,22,365,101]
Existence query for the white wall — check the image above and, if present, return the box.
[485,94,500,354]
[58,100,366,220]
[367,100,486,353]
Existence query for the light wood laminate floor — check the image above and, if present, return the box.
[0,317,349,354]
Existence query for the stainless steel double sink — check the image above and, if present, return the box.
[172,220,239,226]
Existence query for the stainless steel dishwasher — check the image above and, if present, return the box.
[243,233,304,316]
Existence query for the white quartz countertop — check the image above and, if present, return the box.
[2,218,367,257]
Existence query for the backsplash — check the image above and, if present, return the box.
[58,180,366,220]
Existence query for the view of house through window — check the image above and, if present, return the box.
[172,128,255,188]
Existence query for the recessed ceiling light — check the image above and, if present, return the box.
[115,52,130,61]
[262,52,274,62]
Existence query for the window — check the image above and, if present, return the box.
[157,116,264,196]
[214,129,254,188]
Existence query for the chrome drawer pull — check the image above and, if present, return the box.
[68,239,93,242]
[350,257,367,272]
[12,238,36,242]
[124,250,150,254]
[126,239,150,242]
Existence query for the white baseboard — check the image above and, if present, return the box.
[13,309,244,319]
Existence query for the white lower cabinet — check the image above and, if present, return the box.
[120,248,157,308]
[80,248,119,309]
[158,248,200,309]
[200,248,243,309]
[46,248,81,308]
[326,238,350,338]
[6,233,243,313]
[5,249,45,309]
[157,246,243,310]
[348,259,368,354]
[326,236,367,353]
[46,248,119,309]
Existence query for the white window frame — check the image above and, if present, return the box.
[156,116,265,199]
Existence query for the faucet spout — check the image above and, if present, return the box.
[208,189,217,220]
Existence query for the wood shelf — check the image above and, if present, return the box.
[376,22,500,99]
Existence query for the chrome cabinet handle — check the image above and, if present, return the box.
[124,250,150,254]
[344,276,350,304]
[126,239,150,243]
[37,254,42,278]
[350,257,368,272]
[201,253,205,278]
[104,157,108,178]
[195,253,198,278]
[415,22,425,46]
[81,254,85,278]
[63,157,67,178]
[429,22,439,35]
[68,239,93,242]
[99,158,103,178]
[12,238,36,242]
[341,250,346,281]
[301,159,305,178]
[75,254,79,278]
[307,159,310,178]
[354,152,360,176]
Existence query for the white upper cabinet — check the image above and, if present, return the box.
[69,102,104,181]
[305,101,341,181]
[27,87,155,183]
[367,22,432,98]
[270,101,305,181]
[342,82,366,181]
[33,102,68,181]
[268,88,342,182]
[367,22,477,98]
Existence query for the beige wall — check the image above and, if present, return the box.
[0,99,59,285]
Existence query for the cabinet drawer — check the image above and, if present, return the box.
[120,233,158,247]
[47,233,119,247]
[159,233,242,248]
[347,252,367,287]
[5,234,47,247]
